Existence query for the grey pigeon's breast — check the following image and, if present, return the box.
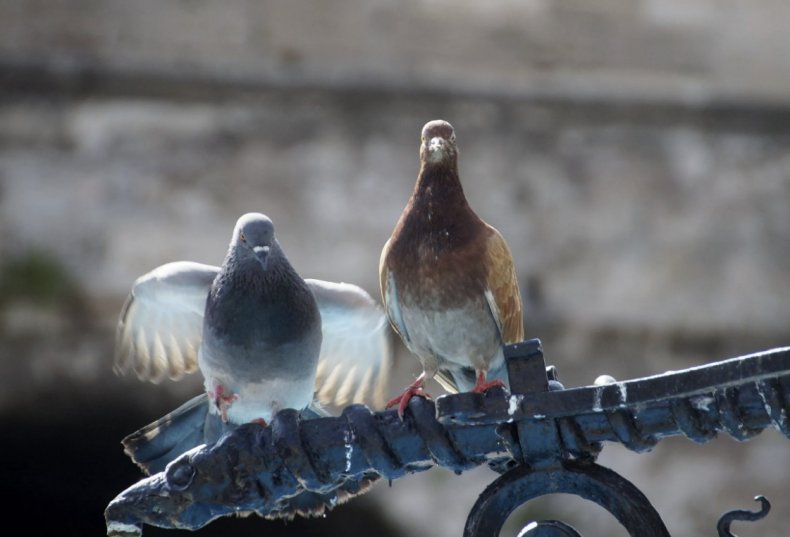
[202,277,322,381]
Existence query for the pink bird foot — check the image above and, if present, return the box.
[211,384,239,423]
[472,372,505,394]
[386,376,431,418]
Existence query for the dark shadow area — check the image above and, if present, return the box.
[0,398,401,537]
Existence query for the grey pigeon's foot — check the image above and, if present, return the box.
[211,384,239,423]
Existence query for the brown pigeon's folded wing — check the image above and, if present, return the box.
[482,226,524,345]
[306,279,394,410]
[378,240,411,345]
[114,261,218,383]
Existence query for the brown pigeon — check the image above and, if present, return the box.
[379,119,524,416]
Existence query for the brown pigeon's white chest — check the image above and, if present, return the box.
[399,294,502,376]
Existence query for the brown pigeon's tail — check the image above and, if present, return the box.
[122,394,232,475]
[435,359,510,394]
[264,474,380,521]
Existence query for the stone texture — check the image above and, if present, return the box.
[2,95,788,338]
[1,0,790,104]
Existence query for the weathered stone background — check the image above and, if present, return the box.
[1,2,789,536]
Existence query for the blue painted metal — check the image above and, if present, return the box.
[464,461,670,537]
[105,340,790,536]
[717,496,771,537]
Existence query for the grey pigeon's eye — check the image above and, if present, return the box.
[239,231,247,242]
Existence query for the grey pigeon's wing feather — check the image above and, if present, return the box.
[114,261,219,383]
[306,279,394,410]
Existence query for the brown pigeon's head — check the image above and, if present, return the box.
[420,119,457,166]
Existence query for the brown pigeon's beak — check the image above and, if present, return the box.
[429,137,446,151]
[427,137,447,162]
[253,245,270,270]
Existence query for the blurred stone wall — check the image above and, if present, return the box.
[3,0,790,104]
[1,2,789,537]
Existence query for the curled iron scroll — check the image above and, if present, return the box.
[717,496,770,537]
[464,460,671,537]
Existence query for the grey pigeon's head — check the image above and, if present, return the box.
[420,119,457,166]
[231,213,276,270]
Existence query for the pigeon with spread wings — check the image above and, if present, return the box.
[114,213,392,480]
[380,119,524,416]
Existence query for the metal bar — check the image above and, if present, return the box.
[105,344,790,535]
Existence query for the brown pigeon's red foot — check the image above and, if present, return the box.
[471,372,505,394]
[386,375,431,418]
[211,384,239,423]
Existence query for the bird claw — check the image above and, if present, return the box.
[472,376,505,394]
[211,384,239,423]
[386,384,431,419]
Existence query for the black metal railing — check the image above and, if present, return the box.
[105,340,790,536]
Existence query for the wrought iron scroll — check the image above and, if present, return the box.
[463,461,670,537]
[105,341,790,536]
[717,496,771,537]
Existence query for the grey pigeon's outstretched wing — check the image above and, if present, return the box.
[307,279,394,410]
[114,261,219,383]
[114,265,393,407]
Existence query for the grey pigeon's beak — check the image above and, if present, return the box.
[253,245,270,270]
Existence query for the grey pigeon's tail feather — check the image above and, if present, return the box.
[123,395,332,476]
[122,394,230,475]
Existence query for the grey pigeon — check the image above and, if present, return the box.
[114,213,392,476]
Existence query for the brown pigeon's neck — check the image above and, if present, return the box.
[387,161,487,294]
[412,163,469,211]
